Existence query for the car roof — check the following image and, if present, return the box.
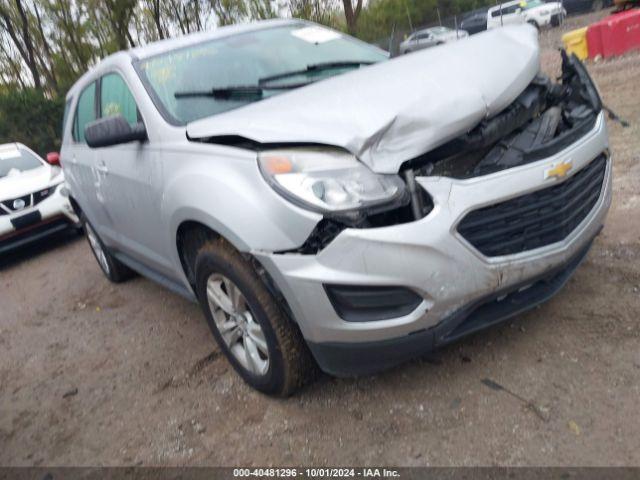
[67,18,304,100]
[489,0,521,10]
[414,26,449,35]
[0,142,44,162]
[0,142,24,151]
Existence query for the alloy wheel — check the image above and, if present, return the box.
[206,273,269,376]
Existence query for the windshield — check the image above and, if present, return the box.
[138,23,388,124]
[524,0,544,8]
[0,146,43,178]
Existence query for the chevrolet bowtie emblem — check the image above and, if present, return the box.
[545,160,573,180]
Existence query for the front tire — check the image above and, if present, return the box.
[194,238,315,396]
[81,214,135,283]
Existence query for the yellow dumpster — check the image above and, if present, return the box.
[562,27,589,60]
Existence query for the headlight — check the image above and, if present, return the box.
[258,148,407,218]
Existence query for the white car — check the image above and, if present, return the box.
[487,0,566,29]
[399,26,469,54]
[0,143,79,253]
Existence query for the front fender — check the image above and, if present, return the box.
[161,147,321,264]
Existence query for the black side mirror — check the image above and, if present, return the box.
[85,115,147,149]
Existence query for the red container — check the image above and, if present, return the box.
[616,9,640,55]
[587,9,640,59]
[587,22,605,59]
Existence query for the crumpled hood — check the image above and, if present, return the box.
[187,25,540,173]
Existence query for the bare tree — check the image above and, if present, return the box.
[342,0,363,34]
[0,0,42,88]
[32,2,57,90]
[149,0,165,39]
[289,0,339,26]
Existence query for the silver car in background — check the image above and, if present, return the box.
[399,26,469,54]
[61,20,611,395]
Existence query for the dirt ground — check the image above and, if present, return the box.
[1,11,639,467]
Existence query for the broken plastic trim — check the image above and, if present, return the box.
[276,183,433,255]
[404,51,602,179]
[277,189,432,255]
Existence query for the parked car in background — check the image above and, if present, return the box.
[63,20,610,396]
[399,26,469,54]
[488,0,566,29]
[613,0,639,10]
[552,0,612,15]
[460,11,488,34]
[0,143,79,254]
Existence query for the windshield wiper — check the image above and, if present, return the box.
[174,83,307,101]
[173,61,373,100]
[174,86,264,100]
[258,61,374,86]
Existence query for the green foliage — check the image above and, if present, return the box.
[353,0,498,42]
[0,88,65,156]
[0,0,500,149]
[289,0,343,29]
[356,0,436,42]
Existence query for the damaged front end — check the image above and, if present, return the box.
[290,52,605,254]
[406,51,602,180]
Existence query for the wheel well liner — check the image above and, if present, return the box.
[176,221,219,288]
[176,220,293,312]
[175,221,297,324]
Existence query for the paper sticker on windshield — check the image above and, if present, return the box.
[0,148,20,160]
[291,26,341,44]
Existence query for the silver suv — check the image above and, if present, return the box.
[61,20,611,395]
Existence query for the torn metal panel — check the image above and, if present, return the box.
[412,51,602,179]
[186,25,540,174]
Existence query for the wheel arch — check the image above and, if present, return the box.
[174,219,300,328]
[176,220,221,289]
[67,194,83,218]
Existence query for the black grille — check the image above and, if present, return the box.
[457,154,607,257]
[0,186,57,216]
[1,193,31,214]
[33,186,55,205]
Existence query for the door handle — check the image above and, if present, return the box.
[96,162,109,174]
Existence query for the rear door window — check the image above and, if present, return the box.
[73,82,97,143]
[100,73,139,126]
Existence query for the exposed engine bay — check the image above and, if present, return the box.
[287,52,604,254]
[406,51,601,180]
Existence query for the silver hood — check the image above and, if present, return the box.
[186,25,540,174]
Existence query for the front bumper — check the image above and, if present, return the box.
[0,185,79,254]
[254,112,611,374]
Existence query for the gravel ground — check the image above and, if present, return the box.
[1,10,639,467]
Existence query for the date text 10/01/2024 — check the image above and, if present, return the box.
[232,468,401,478]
